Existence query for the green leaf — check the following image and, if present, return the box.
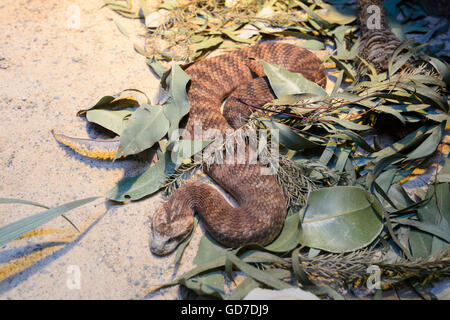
[221,28,257,44]
[106,150,176,201]
[371,125,432,160]
[259,60,328,98]
[0,198,80,232]
[395,219,450,242]
[264,209,302,252]
[168,139,212,165]
[225,252,293,290]
[437,158,450,183]
[240,249,286,265]
[315,2,356,25]
[86,109,133,135]
[330,70,344,97]
[146,57,166,78]
[297,40,325,50]
[420,54,450,86]
[78,89,148,116]
[300,186,384,253]
[331,56,356,79]
[406,123,444,160]
[0,198,49,209]
[227,268,296,300]
[190,36,223,52]
[319,140,337,166]
[0,197,99,247]
[335,147,351,173]
[338,130,375,153]
[182,271,225,298]
[150,253,227,294]
[388,39,415,76]
[295,1,330,29]
[186,235,226,298]
[410,183,450,256]
[115,105,169,159]
[409,228,432,258]
[194,235,226,266]
[227,277,259,300]
[399,83,448,113]
[174,216,198,265]
[377,105,406,125]
[163,63,191,138]
[321,116,372,131]
[262,119,320,150]
[114,20,129,37]
[291,247,313,285]
[390,41,426,76]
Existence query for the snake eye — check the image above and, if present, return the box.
[169,234,184,243]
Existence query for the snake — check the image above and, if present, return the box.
[149,42,326,255]
[53,0,405,256]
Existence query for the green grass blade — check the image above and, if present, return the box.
[0,196,100,246]
[0,198,49,209]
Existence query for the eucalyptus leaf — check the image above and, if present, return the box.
[295,1,330,29]
[182,271,225,298]
[259,59,328,98]
[190,36,223,52]
[420,54,450,86]
[262,119,320,150]
[78,89,148,116]
[316,3,356,25]
[338,130,375,153]
[227,277,259,300]
[194,235,226,266]
[114,20,129,37]
[168,139,213,165]
[297,40,325,50]
[406,123,444,160]
[146,57,166,78]
[86,109,133,135]
[300,186,384,253]
[394,218,450,243]
[115,104,169,159]
[264,209,302,252]
[163,63,191,137]
[225,252,292,290]
[174,216,198,265]
[437,158,450,183]
[106,150,176,201]
[321,116,371,131]
[410,183,450,256]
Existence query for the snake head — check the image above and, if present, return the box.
[150,200,194,256]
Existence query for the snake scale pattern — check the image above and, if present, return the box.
[150,43,327,255]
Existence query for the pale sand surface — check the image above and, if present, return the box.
[0,0,202,299]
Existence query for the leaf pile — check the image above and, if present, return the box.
[153,51,448,299]
[104,0,449,65]
[98,0,450,299]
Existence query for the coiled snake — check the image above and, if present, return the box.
[54,0,403,256]
[151,0,404,254]
[150,43,327,255]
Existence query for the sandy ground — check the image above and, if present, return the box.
[0,0,204,299]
